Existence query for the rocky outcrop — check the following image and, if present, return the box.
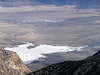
[91,50,100,58]
[28,50,100,75]
[0,47,31,75]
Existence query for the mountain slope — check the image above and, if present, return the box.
[91,50,100,58]
[0,47,31,75]
[27,50,100,75]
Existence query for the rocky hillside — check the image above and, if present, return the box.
[0,47,31,75]
[28,50,100,75]
[91,50,100,58]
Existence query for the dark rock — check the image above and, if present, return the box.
[27,50,100,75]
[91,50,100,58]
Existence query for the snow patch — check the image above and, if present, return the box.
[5,42,88,64]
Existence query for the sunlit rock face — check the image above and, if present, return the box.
[0,47,31,75]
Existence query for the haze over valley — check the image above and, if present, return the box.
[0,0,100,71]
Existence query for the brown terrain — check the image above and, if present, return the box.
[0,47,31,75]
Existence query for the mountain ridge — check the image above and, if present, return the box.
[27,50,100,75]
[0,47,31,75]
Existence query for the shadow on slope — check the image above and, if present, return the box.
[27,50,100,75]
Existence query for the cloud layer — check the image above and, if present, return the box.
[5,42,88,64]
[0,5,75,13]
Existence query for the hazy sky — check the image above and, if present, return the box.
[0,0,100,47]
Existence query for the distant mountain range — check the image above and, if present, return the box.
[28,50,100,75]
[0,0,100,8]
